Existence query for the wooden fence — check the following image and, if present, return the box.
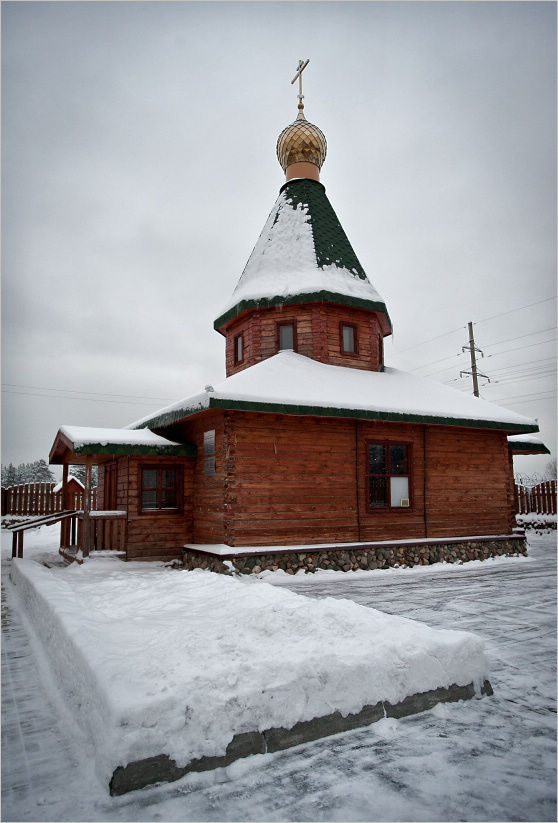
[515,480,556,515]
[1,483,97,517]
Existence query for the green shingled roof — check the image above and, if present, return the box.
[215,178,392,332]
[278,179,368,278]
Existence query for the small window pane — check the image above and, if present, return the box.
[342,325,355,353]
[162,469,177,488]
[390,445,408,475]
[142,490,158,509]
[368,444,386,475]
[204,455,216,477]
[235,335,243,363]
[203,430,215,456]
[142,469,158,489]
[390,476,409,507]
[279,324,294,350]
[161,489,177,509]
[369,476,387,508]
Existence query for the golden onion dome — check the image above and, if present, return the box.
[276,107,327,173]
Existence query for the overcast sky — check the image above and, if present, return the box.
[2,1,556,479]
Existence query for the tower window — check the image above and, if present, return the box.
[234,334,244,364]
[278,322,296,351]
[340,323,357,355]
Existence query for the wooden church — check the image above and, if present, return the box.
[49,63,539,570]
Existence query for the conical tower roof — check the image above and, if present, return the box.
[214,177,391,333]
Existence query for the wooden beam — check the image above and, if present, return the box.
[83,458,93,558]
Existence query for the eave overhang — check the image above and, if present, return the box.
[214,293,392,336]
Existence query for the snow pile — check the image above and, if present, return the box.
[218,188,385,317]
[516,512,557,530]
[10,555,489,786]
[131,350,537,431]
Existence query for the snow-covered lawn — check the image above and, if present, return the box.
[2,526,556,821]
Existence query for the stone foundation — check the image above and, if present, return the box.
[182,534,527,576]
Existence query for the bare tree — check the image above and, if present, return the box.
[545,458,557,479]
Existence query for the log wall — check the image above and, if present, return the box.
[168,410,228,545]
[224,303,384,377]
[98,456,196,561]
[213,412,514,547]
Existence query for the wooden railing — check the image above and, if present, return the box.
[87,511,127,553]
[8,511,78,559]
[515,480,556,515]
[2,483,97,517]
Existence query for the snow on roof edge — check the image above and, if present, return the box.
[128,353,537,435]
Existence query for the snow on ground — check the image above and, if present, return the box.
[2,525,556,822]
[7,528,488,787]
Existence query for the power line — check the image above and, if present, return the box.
[391,295,556,357]
[1,383,174,403]
[474,295,557,325]
[502,394,557,406]
[2,389,169,407]
[488,355,557,375]
[485,389,556,403]
[391,325,466,356]
[485,336,557,358]
[482,326,557,350]
[409,352,467,373]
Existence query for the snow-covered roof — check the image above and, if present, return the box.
[214,179,391,333]
[507,433,550,454]
[49,425,196,463]
[130,351,538,434]
[52,477,85,493]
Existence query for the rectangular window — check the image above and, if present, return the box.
[367,443,411,510]
[234,334,243,364]
[341,323,357,354]
[203,430,216,476]
[278,322,295,351]
[140,466,181,512]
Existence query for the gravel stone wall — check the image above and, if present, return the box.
[182,536,527,576]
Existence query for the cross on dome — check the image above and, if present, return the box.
[291,59,310,117]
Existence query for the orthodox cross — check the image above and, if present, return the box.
[291,59,310,107]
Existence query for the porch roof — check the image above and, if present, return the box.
[49,426,196,465]
[507,433,550,455]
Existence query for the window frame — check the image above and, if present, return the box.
[233,333,244,365]
[276,321,297,352]
[365,441,413,512]
[139,464,183,515]
[339,322,359,357]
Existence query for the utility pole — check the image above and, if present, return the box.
[460,321,490,397]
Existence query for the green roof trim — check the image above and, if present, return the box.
[135,397,537,435]
[74,442,197,457]
[507,441,550,454]
[214,290,392,332]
